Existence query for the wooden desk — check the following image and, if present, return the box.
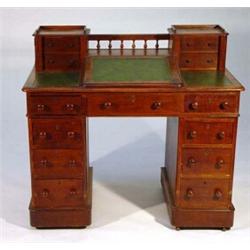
[22,25,244,230]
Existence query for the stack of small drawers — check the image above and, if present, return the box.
[27,93,91,228]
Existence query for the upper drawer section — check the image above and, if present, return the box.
[181,36,219,51]
[43,37,80,53]
[87,93,183,116]
[27,95,85,116]
[184,94,239,113]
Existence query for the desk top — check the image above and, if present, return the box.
[22,53,244,92]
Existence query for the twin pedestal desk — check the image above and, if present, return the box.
[22,25,244,230]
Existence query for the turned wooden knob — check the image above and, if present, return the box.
[189,101,199,110]
[188,130,197,139]
[39,131,47,140]
[187,157,196,168]
[68,160,77,168]
[151,101,162,110]
[48,59,55,64]
[215,159,224,169]
[67,131,76,139]
[37,104,45,112]
[65,103,75,111]
[217,131,225,140]
[219,101,229,110]
[185,59,190,64]
[102,102,112,109]
[186,42,191,47]
[214,189,223,200]
[68,59,76,66]
[70,189,77,196]
[40,159,48,168]
[68,43,74,48]
[41,189,49,198]
[186,189,194,199]
[47,42,54,47]
[206,59,213,63]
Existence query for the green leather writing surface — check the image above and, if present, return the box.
[91,57,171,82]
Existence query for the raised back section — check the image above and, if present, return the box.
[88,34,170,52]
[168,25,228,71]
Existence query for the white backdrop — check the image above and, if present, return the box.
[1,8,250,246]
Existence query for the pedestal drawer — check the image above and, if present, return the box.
[183,119,235,145]
[178,178,231,209]
[31,118,84,149]
[32,179,85,208]
[32,149,85,179]
[181,148,233,176]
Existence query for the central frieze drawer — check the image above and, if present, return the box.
[31,118,84,149]
[87,93,183,116]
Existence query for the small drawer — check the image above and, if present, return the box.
[181,148,233,176]
[180,53,217,69]
[87,93,182,116]
[184,94,239,113]
[181,36,219,51]
[178,178,231,209]
[183,119,235,145]
[28,95,84,116]
[31,118,84,149]
[43,37,80,53]
[32,179,85,208]
[32,149,85,179]
[44,54,80,71]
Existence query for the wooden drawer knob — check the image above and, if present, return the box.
[101,102,112,109]
[187,157,196,168]
[37,104,46,112]
[206,59,213,64]
[67,131,76,139]
[68,59,76,66]
[217,131,225,140]
[215,159,224,169]
[151,101,162,110]
[185,59,190,64]
[68,160,77,168]
[65,103,76,111]
[41,189,49,198]
[186,188,194,199]
[214,189,223,200]
[47,42,54,47]
[188,130,197,139]
[68,43,75,48]
[48,59,55,64]
[70,188,77,196]
[39,131,47,140]
[219,101,229,110]
[40,159,48,168]
[189,101,199,110]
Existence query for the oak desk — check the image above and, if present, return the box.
[22,25,244,230]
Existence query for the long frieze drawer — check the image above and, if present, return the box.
[87,93,182,116]
[32,179,85,208]
[183,119,235,145]
[181,148,233,176]
[178,178,231,209]
[32,149,85,179]
[180,36,219,51]
[28,95,85,115]
[184,94,239,113]
[44,54,80,71]
[43,36,80,53]
[31,118,84,149]
[180,53,217,69]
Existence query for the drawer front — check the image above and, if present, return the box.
[178,178,231,209]
[44,54,80,71]
[183,120,235,145]
[87,93,182,116]
[32,179,84,208]
[28,95,84,116]
[180,53,217,69]
[43,37,80,52]
[181,36,219,51]
[185,94,238,113]
[31,118,84,149]
[181,148,233,176]
[32,149,85,179]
